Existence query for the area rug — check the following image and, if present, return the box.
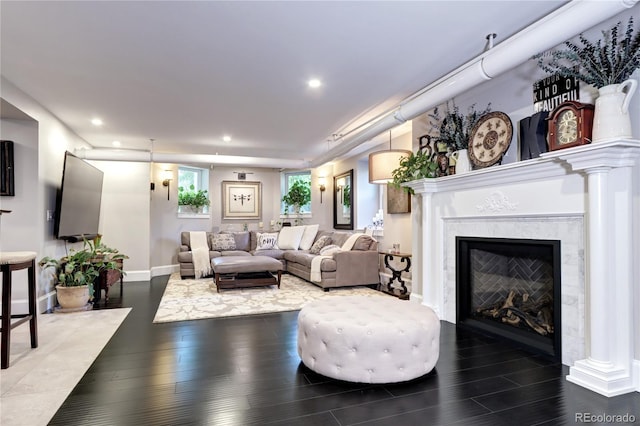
[153,273,386,323]
[1,308,131,426]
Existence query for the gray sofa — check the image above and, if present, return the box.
[178,229,379,290]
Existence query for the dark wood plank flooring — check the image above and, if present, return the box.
[49,276,640,425]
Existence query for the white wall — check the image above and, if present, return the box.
[0,118,39,312]
[1,77,93,312]
[309,165,333,230]
[91,160,151,280]
[377,132,413,254]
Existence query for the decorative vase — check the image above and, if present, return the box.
[451,149,471,174]
[592,79,637,143]
[55,285,91,311]
[436,151,449,177]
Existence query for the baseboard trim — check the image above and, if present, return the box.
[633,359,640,392]
[151,264,178,278]
[123,270,151,282]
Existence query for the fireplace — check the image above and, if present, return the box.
[456,236,561,360]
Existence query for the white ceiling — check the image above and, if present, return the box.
[0,1,567,168]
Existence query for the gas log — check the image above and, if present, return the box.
[476,290,554,336]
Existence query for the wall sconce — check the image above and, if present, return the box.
[161,169,172,200]
[336,177,346,190]
[318,176,326,203]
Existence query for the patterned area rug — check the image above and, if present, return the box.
[153,273,386,323]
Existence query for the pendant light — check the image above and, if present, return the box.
[368,130,411,184]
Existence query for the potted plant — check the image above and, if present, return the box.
[282,179,311,222]
[39,237,127,311]
[178,184,211,213]
[430,101,492,174]
[535,17,640,142]
[390,148,439,194]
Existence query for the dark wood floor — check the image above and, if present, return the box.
[49,276,640,426]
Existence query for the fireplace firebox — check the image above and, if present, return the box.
[456,236,561,359]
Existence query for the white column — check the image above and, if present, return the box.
[409,193,423,304]
[583,168,613,365]
[549,140,640,396]
[420,192,439,314]
[404,179,439,314]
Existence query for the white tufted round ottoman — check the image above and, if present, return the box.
[297,296,440,383]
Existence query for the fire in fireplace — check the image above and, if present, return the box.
[456,236,561,359]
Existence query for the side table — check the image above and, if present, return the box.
[378,251,411,300]
[94,258,124,304]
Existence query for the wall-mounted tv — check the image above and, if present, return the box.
[55,151,104,241]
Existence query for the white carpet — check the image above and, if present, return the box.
[153,273,386,323]
[0,308,131,426]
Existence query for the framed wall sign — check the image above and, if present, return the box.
[222,180,261,220]
[387,183,410,214]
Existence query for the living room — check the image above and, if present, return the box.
[1,1,640,424]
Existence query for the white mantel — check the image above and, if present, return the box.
[405,139,640,397]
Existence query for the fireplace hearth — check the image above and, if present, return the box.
[456,236,561,359]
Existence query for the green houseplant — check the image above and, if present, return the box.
[534,17,640,88]
[535,17,639,142]
[390,149,439,194]
[431,101,492,151]
[282,179,311,215]
[178,184,211,212]
[39,237,127,310]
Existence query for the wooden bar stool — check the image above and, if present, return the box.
[0,251,39,369]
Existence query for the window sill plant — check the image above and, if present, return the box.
[282,179,311,223]
[178,185,211,213]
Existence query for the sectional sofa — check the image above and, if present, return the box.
[178,227,380,290]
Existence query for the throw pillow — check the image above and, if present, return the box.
[210,233,236,251]
[299,224,319,250]
[256,232,279,250]
[319,244,342,256]
[277,226,306,250]
[232,231,251,252]
[309,235,332,254]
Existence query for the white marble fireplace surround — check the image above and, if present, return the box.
[405,139,640,397]
[443,215,584,364]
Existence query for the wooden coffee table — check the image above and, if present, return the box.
[212,256,283,292]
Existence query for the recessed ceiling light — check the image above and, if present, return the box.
[223,135,231,142]
[112,140,121,147]
[308,78,322,88]
[91,118,103,126]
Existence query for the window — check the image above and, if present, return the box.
[282,171,311,214]
[178,166,207,193]
[178,165,210,216]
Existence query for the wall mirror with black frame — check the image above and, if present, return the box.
[333,169,353,230]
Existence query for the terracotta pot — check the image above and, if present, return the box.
[56,285,90,310]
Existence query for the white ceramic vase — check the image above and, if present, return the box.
[592,79,637,143]
[452,149,471,174]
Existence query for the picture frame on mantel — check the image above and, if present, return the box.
[222,180,261,220]
[387,183,410,214]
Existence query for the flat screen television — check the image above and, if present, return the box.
[54,151,104,241]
